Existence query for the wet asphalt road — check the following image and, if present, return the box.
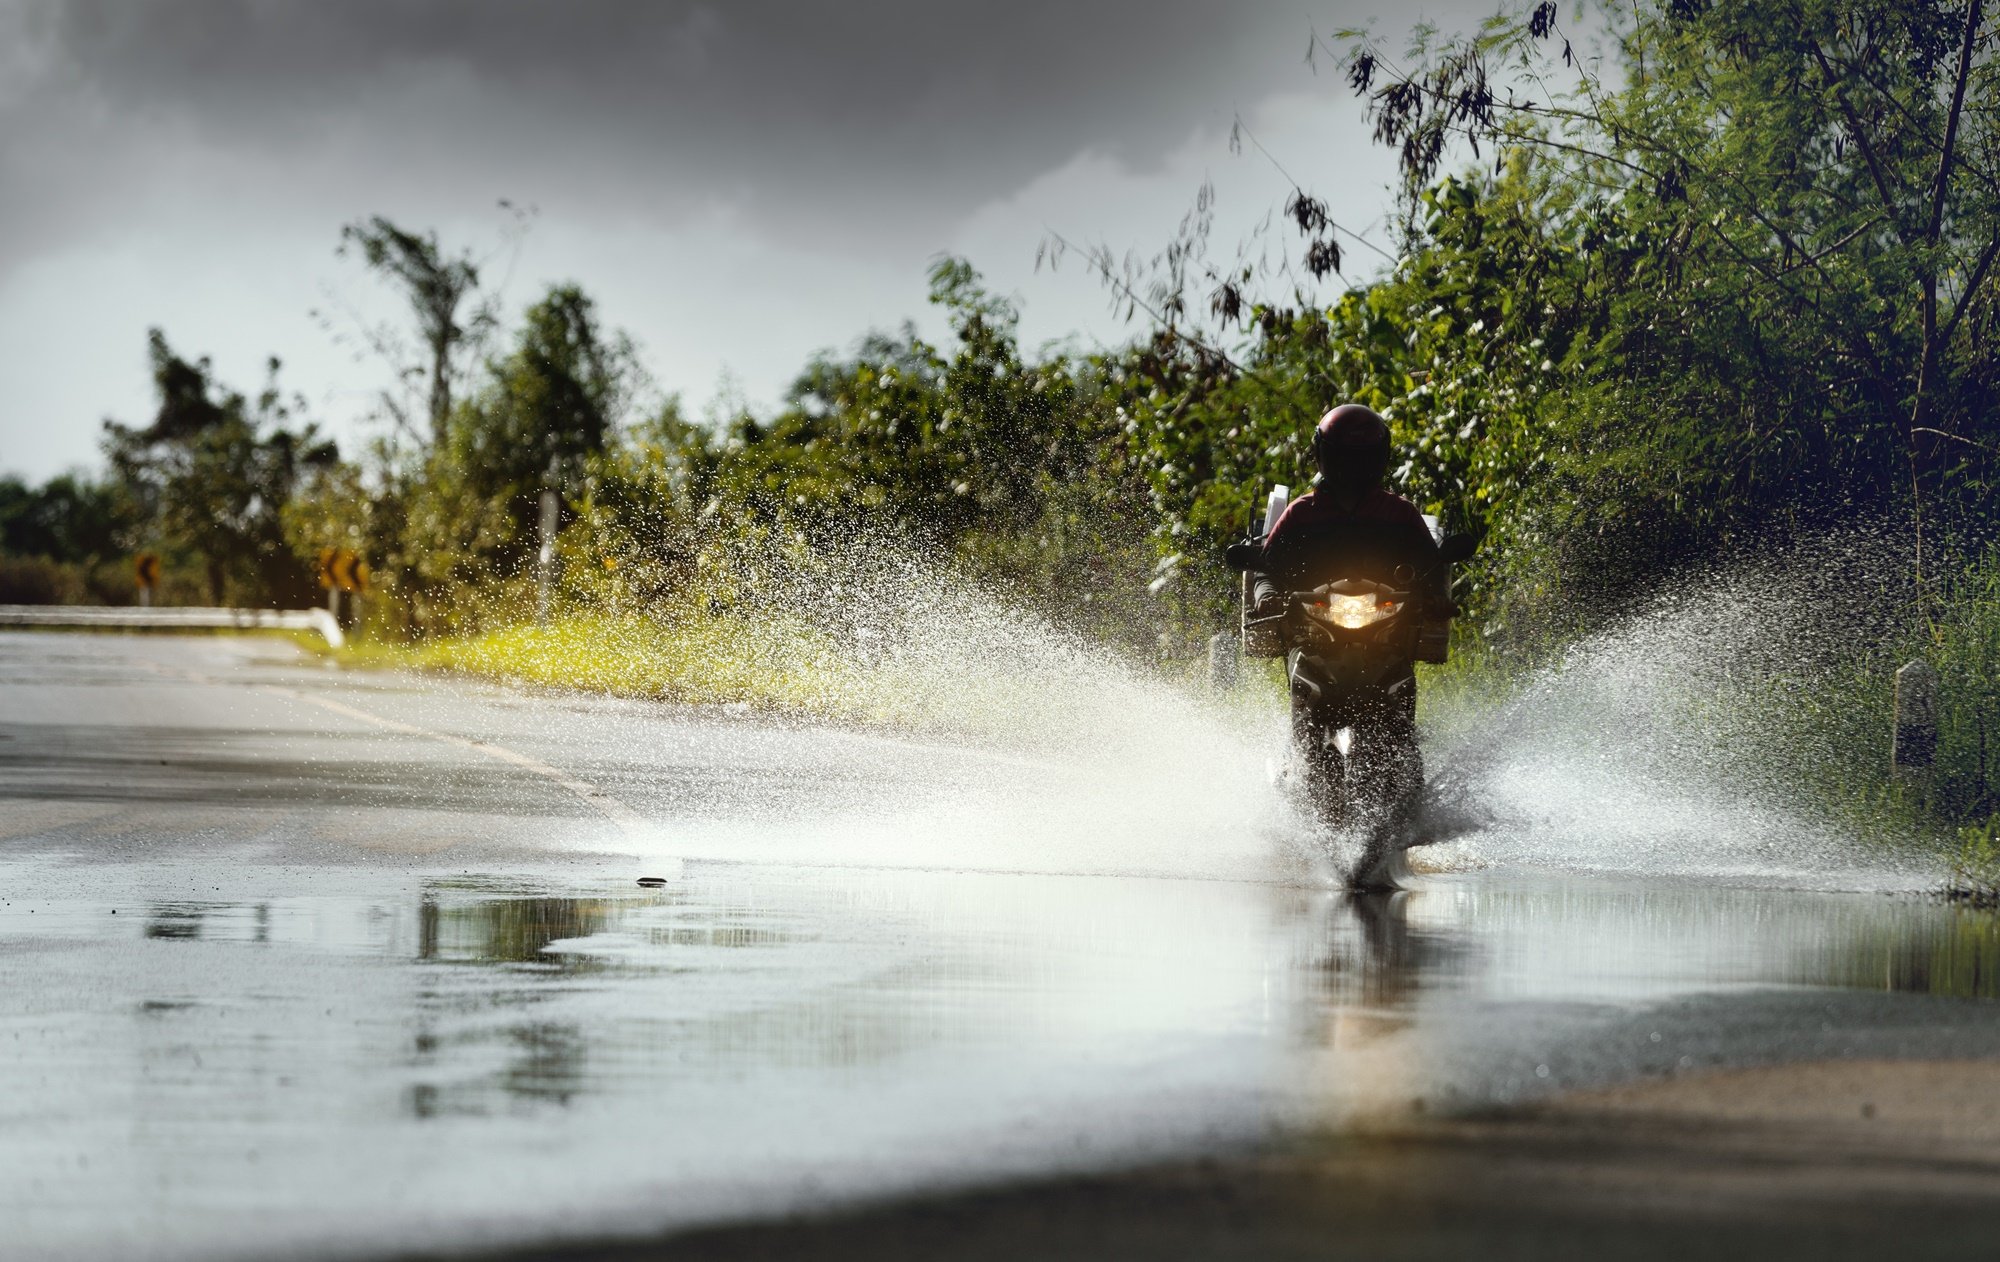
[4,630,2000,1261]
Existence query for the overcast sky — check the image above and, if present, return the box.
[0,0,1508,482]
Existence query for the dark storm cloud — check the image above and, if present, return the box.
[3,0,1375,268]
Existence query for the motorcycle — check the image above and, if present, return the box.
[1225,495,1477,887]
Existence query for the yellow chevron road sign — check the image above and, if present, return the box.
[318,548,369,593]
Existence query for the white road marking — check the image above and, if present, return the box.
[260,685,649,835]
[126,654,649,835]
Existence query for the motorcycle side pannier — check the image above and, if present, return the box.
[1241,569,1285,658]
[1240,484,1291,658]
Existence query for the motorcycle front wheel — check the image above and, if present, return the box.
[1290,701,1424,882]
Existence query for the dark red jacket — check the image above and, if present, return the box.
[1259,486,1437,592]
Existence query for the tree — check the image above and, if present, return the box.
[104,331,337,605]
[464,283,634,502]
[335,216,499,449]
[0,474,129,564]
[1341,0,2000,599]
[399,284,638,598]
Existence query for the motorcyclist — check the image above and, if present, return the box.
[1253,403,1438,825]
[1255,403,1438,606]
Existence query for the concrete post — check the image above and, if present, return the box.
[1893,659,1939,779]
[1208,631,1240,692]
[536,489,560,625]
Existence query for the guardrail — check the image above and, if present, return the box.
[0,605,345,648]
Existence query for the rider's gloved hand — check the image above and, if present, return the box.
[1252,591,1286,617]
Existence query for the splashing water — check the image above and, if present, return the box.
[780,535,1939,891]
[467,527,1941,891]
[1418,531,1941,891]
[718,543,1307,883]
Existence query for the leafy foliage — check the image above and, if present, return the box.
[0,473,130,566]
[8,0,2000,851]
[102,331,337,606]
[333,215,499,448]
[1341,0,2000,596]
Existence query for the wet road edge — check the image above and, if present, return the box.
[412,1057,2000,1262]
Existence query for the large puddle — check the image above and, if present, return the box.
[5,859,1999,1260]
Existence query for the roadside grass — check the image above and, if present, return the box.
[1932,550,2000,900]
[1951,816,2000,906]
[1403,553,2000,893]
[319,592,1302,757]
[304,540,2000,891]
[346,609,865,717]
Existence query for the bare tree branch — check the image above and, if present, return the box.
[1804,36,1910,242]
[1913,426,2000,454]
[1230,116,1399,266]
[1940,232,2000,351]
[1041,230,1247,376]
[1778,214,1889,275]
[1928,0,1983,248]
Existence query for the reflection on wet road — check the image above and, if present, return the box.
[4,633,2000,1260]
[11,865,2000,1260]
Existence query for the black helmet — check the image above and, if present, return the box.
[1312,403,1391,495]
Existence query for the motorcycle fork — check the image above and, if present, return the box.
[1290,703,1354,825]
[1292,692,1421,828]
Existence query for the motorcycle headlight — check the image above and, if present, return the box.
[1310,592,1399,630]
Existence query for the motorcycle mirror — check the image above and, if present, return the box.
[1437,532,1479,565]
[1223,541,1263,573]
